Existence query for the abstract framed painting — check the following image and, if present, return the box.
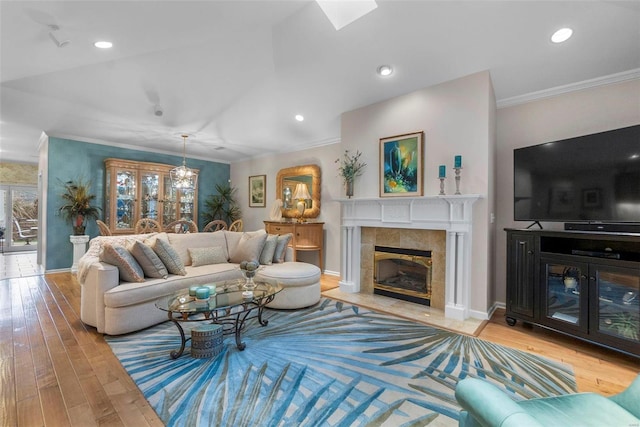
[249,175,266,207]
[379,131,424,197]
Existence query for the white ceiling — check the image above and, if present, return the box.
[1,1,639,164]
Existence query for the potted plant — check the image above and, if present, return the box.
[59,179,101,235]
[335,149,366,198]
[202,183,242,226]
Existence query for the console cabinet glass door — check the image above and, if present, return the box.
[162,176,178,224]
[506,233,537,321]
[540,256,589,333]
[160,177,196,223]
[177,186,195,221]
[140,171,160,220]
[590,264,639,350]
[113,168,137,232]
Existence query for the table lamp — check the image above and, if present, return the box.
[293,183,311,223]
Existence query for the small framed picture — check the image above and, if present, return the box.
[380,131,424,197]
[249,175,266,207]
[582,188,602,209]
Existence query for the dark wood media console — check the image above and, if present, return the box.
[505,228,639,358]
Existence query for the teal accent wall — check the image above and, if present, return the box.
[47,137,229,270]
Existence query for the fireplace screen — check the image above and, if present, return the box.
[374,246,432,305]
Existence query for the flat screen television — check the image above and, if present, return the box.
[514,124,640,225]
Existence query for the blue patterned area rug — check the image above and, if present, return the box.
[105,299,576,427]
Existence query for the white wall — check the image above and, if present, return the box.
[494,79,640,304]
[231,143,343,275]
[340,70,496,316]
[233,76,639,313]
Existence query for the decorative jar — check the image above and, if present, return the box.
[239,260,260,291]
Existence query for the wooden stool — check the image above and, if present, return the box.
[191,324,223,359]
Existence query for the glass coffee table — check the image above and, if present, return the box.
[155,280,282,358]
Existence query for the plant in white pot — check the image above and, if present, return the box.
[59,179,101,235]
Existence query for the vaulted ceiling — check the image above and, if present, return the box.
[1,1,638,164]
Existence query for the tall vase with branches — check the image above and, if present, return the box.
[335,149,366,198]
[58,179,101,235]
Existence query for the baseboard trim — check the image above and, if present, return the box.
[321,270,340,277]
[44,268,71,274]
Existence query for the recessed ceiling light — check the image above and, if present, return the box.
[295,114,304,122]
[377,65,393,77]
[551,28,573,43]
[94,41,113,49]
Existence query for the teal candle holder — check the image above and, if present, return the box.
[195,287,210,300]
[454,155,462,168]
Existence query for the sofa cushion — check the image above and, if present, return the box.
[189,246,227,267]
[99,243,145,283]
[79,232,164,282]
[224,229,266,253]
[128,241,168,279]
[258,262,321,287]
[144,232,169,247]
[229,230,268,264]
[152,239,187,276]
[259,234,278,265]
[273,233,293,263]
[167,231,228,265]
[103,263,242,309]
[223,230,243,250]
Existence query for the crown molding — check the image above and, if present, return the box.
[46,132,231,164]
[497,68,640,109]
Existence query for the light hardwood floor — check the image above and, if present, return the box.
[1,273,638,426]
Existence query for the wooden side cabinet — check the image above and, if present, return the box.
[264,221,324,271]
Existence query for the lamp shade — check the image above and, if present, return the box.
[293,183,311,200]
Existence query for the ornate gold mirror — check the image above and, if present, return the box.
[276,164,321,219]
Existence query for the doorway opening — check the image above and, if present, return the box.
[0,185,39,253]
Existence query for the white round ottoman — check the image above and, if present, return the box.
[258,262,321,309]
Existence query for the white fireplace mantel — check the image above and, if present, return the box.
[337,195,481,321]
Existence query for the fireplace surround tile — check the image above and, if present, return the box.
[363,228,446,309]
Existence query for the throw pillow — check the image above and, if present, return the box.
[259,234,278,265]
[273,233,293,263]
[168,231,228,266]
[152,238,187,276]
[229,230,268,264]
[189,246,228,267]
[99,243,145,283]
[128,241,168,279]
[143,232,169,247]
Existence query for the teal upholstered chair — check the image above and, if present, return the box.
[455,375,640,427]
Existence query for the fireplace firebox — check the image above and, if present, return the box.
[374,246,432,306]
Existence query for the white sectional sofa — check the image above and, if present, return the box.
[78,229,321,335]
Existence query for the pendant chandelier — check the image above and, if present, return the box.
[170,134,198,191]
